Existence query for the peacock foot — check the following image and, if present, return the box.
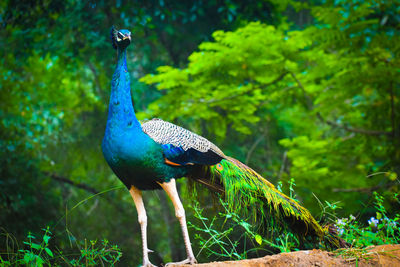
[165,256,197,266]
[142,259,156,267]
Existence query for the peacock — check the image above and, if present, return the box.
[102,27,342,267]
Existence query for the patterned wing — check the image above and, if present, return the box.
[141,118,226,165]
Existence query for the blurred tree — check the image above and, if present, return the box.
[1,0,399,265]
[0,0,284,265]
[140,0,400,218]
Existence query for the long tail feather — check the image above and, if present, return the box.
[191,157,342,248]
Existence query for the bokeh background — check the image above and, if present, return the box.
[1,0,399,265]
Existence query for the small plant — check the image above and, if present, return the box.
[0,227,122,266]
[0,227,54,266]
[68,239,122,266]
[334,247,374,265]
[334,192,399,248]
[188,199,298,261]
[312,192,342,222]
[288,178,297,200]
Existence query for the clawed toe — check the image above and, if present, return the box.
[165,257,197,266]
[142,260,156,267]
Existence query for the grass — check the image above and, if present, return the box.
[0,227,122,267]
[188,198,298,261]
[1,181,399,265]
[0,186,125,267]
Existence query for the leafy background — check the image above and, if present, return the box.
[1,0,399,265]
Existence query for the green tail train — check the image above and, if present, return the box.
[190,156,344,249]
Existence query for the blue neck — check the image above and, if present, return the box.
[106,47,141,130]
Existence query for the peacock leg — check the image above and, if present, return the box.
[158,179,197,266]
[129,186,156,267]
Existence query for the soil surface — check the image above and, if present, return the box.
[169,244,400,267]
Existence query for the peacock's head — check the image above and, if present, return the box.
[111,26,131,50]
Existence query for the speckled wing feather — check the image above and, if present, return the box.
[141,118,226,162]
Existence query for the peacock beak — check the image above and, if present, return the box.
[123,35,131,41]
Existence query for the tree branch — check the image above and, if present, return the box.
[48,173,99,194]
[326,120,392,136]
[205,71,289,104]
[277,151,288,181]
[265,71,290,87]
[332,182,396,193]
[47,173,127,213]
[245,131,266,165]
[317,113,392,136]
[288,71,313,110]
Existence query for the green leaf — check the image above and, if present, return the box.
[23,252,35,263]
[388,172,397,181]
[43,235,50,245]
[44,248,54,257]
[255,235,262,245]
[31,243,41,250]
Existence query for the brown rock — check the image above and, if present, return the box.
[168,244,400,267]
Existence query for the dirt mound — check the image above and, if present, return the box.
[170,244,400,267]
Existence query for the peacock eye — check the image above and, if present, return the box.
[117,32,124,41]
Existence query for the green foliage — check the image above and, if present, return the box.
[69,239,122,266]
[188,199,298,262]
[139,22,292,136]
[2,0,399,265]
[141,0,400,216]
[189,191,400,262]
[1,2,285,264]
[331,192,399,265]
[0,227,122,266]
[335,192,400,248]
